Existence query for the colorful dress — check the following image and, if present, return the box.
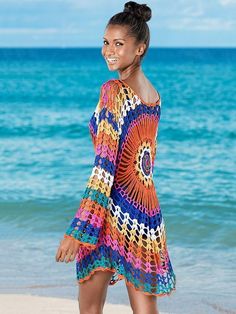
[64,79,176,297]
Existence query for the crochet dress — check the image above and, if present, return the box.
[64,79,176,297]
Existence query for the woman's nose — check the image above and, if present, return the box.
[106,45,115,55]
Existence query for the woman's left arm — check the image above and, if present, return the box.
[64,80,121,249]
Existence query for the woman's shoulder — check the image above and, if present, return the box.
[100,78,123,92]
[99,79,123,104]
[97,79,122,114]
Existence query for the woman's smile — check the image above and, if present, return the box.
[106,57,119,65]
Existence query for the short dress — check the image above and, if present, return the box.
[64,79,177,297]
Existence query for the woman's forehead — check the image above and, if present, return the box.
[104,24,129,38]
[103,25,136,43]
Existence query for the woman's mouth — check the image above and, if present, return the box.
[106,57,118,65]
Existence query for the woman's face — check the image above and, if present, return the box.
[101,24,145,72]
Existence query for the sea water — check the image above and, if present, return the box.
[0,48,235,314]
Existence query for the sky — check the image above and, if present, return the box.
[0,0,235,47]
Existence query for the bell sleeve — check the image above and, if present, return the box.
[64,80,121,249]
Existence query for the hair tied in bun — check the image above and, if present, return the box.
[123,1,151,22]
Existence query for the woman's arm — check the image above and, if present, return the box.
[64,80,121,249]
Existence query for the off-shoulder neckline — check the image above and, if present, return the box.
[114,79,161,107]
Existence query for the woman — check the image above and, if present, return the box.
[55,2,176,313]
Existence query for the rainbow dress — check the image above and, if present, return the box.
[64,79,176,297]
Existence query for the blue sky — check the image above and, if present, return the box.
[0,0,235,47]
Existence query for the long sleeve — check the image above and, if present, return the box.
[64,80,121,249]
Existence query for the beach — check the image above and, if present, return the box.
[1,292,235,314]
[0,294,171,314]
[0,294,131,313]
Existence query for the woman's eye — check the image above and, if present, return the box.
[103,41,123,46]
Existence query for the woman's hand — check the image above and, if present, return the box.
[55,236,80,263]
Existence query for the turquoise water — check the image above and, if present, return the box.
[0,48,235,313]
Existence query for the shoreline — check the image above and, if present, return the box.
[0,293,170,314]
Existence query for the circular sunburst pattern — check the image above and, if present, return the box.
[137,140,153,180]
[115,112,159,209]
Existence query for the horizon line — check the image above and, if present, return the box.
[0,46,235,49]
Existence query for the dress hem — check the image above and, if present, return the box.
[76,266,176,298]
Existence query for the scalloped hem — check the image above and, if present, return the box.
[76,266,176,298]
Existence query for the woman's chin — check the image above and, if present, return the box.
[107,64,119,71]
[108,68,117,72]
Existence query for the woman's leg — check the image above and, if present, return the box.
[126,281,159,314]
[78,269,114,314]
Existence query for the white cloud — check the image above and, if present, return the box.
[0,0,65,2]
[0,27,82,34]
[181,5,204,17]
[167,17,235,31]
[219,0,236,6]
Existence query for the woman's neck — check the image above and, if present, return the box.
[118,55,144,81]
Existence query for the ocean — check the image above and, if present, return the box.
[0,48,235,314]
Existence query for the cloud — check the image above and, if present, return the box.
[167,17,235,31]
[181,6,204,17]
[180,4,205,17]
[158,1,235,32]
[0,27,82,34]
[218,0,236,6]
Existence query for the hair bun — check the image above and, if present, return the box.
[124,1,151,22]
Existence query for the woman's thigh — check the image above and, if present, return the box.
[126,281,159,314]
[78,270,114,314]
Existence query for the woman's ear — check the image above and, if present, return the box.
[137,43,146,56]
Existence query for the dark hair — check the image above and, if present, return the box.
[106,1,152,60]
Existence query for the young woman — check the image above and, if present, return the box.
[56,2,176,313]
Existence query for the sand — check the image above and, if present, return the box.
[0,294,133,314]
[0,294,170,313]
[0,294,171,314]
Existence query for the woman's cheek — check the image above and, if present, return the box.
[101,47,106,57]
